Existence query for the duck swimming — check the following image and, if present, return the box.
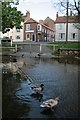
[31,84,44,92]
[40,97,59,111]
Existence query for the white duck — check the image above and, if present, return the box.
[31,84,44,93]
[40,97,59,111]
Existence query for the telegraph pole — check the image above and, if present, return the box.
[66,0,69,43]
[78,0,80,42]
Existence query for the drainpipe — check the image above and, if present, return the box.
[65,0,69,43]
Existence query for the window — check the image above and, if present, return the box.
[71,33,77,39]
[26,34,30,40]
[59,24,63,30]
[26,24,30,30]
[16,28,20,32]
[37,25,40,31]
[59,33,65,39]
[27,34,29,38]
[37,24,42,31]
[16,36,20,39]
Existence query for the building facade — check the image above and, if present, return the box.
[55,12,79,42]
[1,11,30,42]
[24,18,55,42]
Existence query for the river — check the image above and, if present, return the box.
[1,55,80,119]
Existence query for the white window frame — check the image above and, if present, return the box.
[26,24,30,31]
[16,28,20,32]
[59,33,65,40]
[71,33,77,39]
[26,34,30,40]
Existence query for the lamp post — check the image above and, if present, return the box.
[65,0,69,43]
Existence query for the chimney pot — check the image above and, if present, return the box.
[70,10,72,16]
[56,12,58,18]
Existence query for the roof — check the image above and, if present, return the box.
[44,17,54,22]
[55,16,78,23]
[24,18,39,24]
[24,18,55,31]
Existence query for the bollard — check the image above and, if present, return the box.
[40,44,42,53]
[15,44,17,52]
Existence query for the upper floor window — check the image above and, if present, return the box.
[37,24,41,31]
[16,28,20,32]
[59,24,64,30]
[37,25,40,31]
[26,24,30,30]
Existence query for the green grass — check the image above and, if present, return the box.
[48,42,80,49]
[47,42,80,55]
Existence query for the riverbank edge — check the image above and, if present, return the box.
[0,52,80,60]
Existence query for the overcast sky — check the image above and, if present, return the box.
[16,0,76,21]
[17,0,63,21]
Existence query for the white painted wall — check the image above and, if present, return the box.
[68,23,78,41]
[2,22,24,42]
[55,23,79,42]
[55,23,66,41]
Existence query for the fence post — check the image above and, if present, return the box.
[30,44,31,53]
[53,45,55,52]
[40,44,42,53]
[11,39,12,47]
[15,44,17,51]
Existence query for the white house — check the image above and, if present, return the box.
[55,12,79,42]
[1,11,30,42]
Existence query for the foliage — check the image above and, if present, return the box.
[1,1,23,33]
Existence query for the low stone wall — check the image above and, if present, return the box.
[58,48,80,57]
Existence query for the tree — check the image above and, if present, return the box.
[1,1,23,33]
[51,0,80,16]
[52,0,80,42]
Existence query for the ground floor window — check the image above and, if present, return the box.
[71,33,77,39]
[26,34,30,40]
[59,33,65,40]
[16,36,20,39]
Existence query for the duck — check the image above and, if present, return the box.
[40,97,59,111]
[22,54,24,58]
[31,84,44,93]
[12,58,17,62]
[30,92,43,102]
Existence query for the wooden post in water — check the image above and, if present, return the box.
[11,39,12,47]
[40,44,42,53]
[30,44,31,53]
[53,45,55,52]
[15,44,17,51]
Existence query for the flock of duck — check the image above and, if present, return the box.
[9,54,59,111]
[31,83,59,111]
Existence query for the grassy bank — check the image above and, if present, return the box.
[48,42,80,49]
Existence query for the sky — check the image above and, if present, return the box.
[16,0,62,21]
[16,0,77,22]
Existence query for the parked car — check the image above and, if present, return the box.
[1,37,11,42]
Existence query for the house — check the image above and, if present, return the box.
[55,12,79,42]
[1,11,30,42]
[43,17,55,30]
[24,18,55,42]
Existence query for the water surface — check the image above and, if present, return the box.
[2,56,79,119]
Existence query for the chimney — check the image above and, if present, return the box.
[56,12,58,18]
[70,10,72,16]
[39,20,44,24]
[26,10,30,19]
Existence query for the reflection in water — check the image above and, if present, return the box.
[30,93,43,102]
[2,55,79,118]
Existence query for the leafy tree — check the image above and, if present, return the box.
[1,1,23,33]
